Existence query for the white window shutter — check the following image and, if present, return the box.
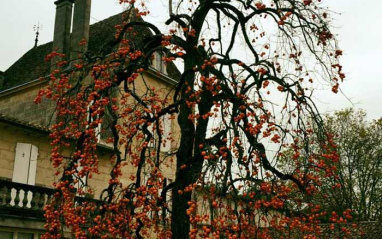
[87,100,101,142]
[12,143,38,185]
[153,52,166,74]
[161,116,172,152]
[12,143,30,184]
[95,123,101,142]
[147,106,155,148]
[27,145,38,185]
[161,54,167,75]
[73,160,86,196]
[154,52,161,71]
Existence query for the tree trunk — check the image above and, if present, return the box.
[171,178,193,238]
[170,5,211,236]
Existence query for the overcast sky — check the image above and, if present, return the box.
[0,0,381,120]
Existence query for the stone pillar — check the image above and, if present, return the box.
[70,0,92,61]
[52,0,74,60]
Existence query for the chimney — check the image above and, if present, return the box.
[52,0,74,62]
[0,71,4,88]
[70,0,92,61]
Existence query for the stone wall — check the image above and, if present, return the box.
[0,121,54,185]
[0,71,179,198]
[0,120,116,198]
[0,82,55,127]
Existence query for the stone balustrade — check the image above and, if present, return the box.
[0,179,55,219]
[0,179,55,211]
[0,179,103,220]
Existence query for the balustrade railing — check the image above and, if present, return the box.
[0,179,102,219]
[0,179,55,217]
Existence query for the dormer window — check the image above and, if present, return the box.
[152,52,167,75]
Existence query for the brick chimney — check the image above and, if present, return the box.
[52,0,74,60]
[0,71,4,88]
[70,0,92,61]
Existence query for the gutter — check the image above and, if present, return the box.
[0,113,114,152]
[0,66,178,98]
[0,77,49,98]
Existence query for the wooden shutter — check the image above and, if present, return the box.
[73,160,87,196]
[87,100,101,142]
[161,116,172,152]
[161,54,167,75]
[12,143,38,185]
[153,52,167,74]
[27,145,38,185]
[147,106,155,148]
[154,52,161,71]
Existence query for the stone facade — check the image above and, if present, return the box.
[0,74,178,238]
[0,1,180,238]
[0,82,55,127]
[0,67,178,192]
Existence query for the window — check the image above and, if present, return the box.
[158,178,172,205]
[17,233,34,239]
[0,231,13,239]
[147,106,155,148]
[71,100,101,195]
[161,116,172,152]
[11,143,38,207]
[158,178,173,224]
[73,159,87,196]
[0,231,42,239]
[12,143,38,185]
[147,114,172,152]
[152,52,167,75]
[87,100,101,142]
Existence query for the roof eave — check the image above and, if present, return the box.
[0,77,49,98]
[146,67,179,86]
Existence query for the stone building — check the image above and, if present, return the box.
[3,1,380,239]
[0,0,180,238]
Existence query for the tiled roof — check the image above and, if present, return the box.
[1,11,180,91]
[2,42,52,90]
[0,113,49,133]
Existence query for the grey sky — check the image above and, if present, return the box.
[0,0,381,120]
